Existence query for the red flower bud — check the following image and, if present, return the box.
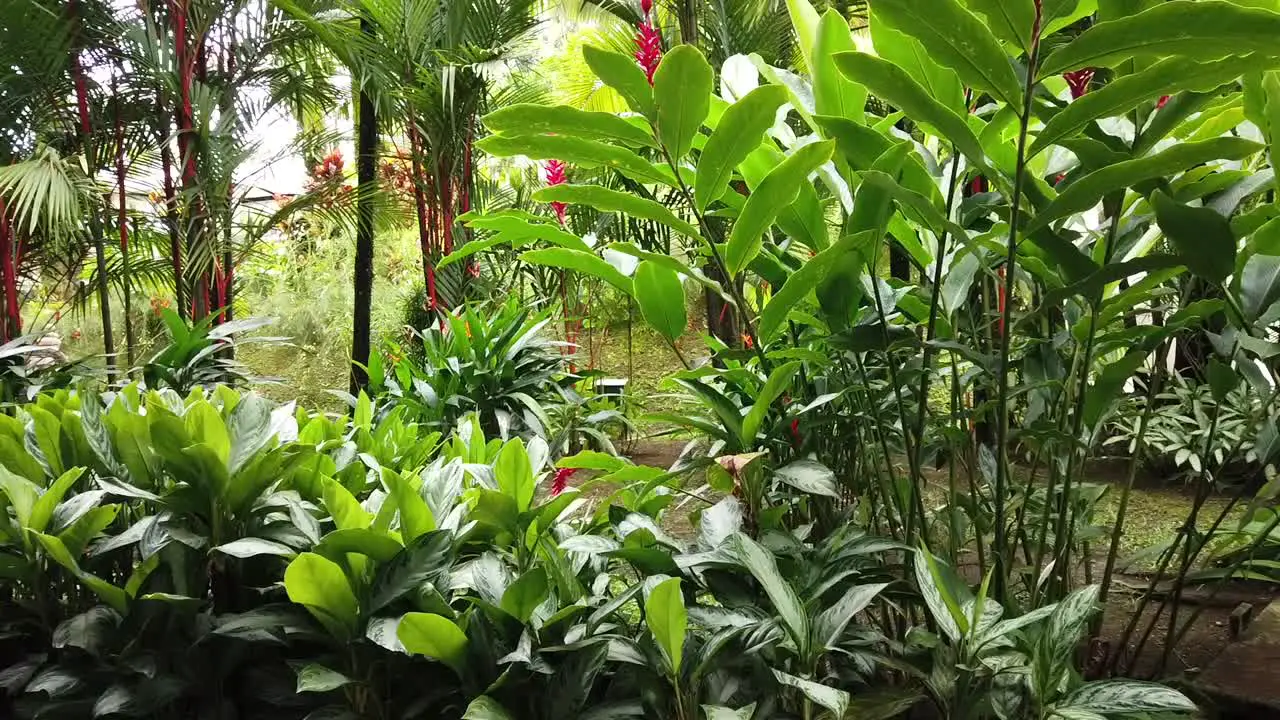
[551,468,575,496]
[1063,68,1095,99]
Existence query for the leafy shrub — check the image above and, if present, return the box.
[367,299,575,439]
[0,384,1197,720]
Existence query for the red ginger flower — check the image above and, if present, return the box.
[1063,68,1095,99]
[545,159,568,225]
[634,5,662,85]
[551,467,576,496]
[1157,95,1170,109]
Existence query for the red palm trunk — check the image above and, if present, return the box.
[0,200,18,343]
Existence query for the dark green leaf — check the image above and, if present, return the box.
[1152,190,1236,283]
[759,231,876,341]
[398,613,469,674]
[534,184,700,239]
[633,261,687,343]
[645,577,686,676]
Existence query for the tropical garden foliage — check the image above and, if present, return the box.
[3,0,1280,717]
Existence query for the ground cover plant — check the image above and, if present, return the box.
[3,0,1280,717]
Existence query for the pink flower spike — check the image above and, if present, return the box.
[1157,95,1171,109]
[1063,68,1095,99]
[634,18,662,85]
[551,468,576,497]
[545,159,568,225]
[640,0,652,15]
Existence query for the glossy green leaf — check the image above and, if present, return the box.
[184,401,229,467]
[478,134,671,186]
[914,547,968,642]
[294,663,352,693]
[1031,55,1261,157]
[725,141,834,276]
[398,612,469,674]
[535,184,700,239]
[495,438,535,512]
[26,406,63,477]
[833,52,989,174]
[520,248,635,296]
[34,532,128,613]
[316,528,403,563]
[228,393,273,476]
[582,45,655,118]
[1084,350,1149,428]
[814,583,889,649]
[1152,190,1236,283]
[633,261,687,343]
[284,552,359,639]
[482,104,654,147]
[962,0,1036,51]
[870,0,1023,110]
[386,470,435,541]
[1061,680,1196,714]
[741,362,801,447]
[759,231,876,341]
[695,85,788,212]
[645,577,686,676]
[786,0,822,71]
[774,459,840,499]
[501,567,548,623]
[725,533,808,652]
[653,45,713,160]
[463,696,516,720]
[813,10,867,123]
[213,537,297,559]
[29,468,83,534]
[772,670,850,718]
[869,15,964,116]
[1040,1,1280,77]
[1241,253,1280,321]
[1026,138,1264,235]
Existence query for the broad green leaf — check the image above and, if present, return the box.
[871,0,1023,110]
[520,248,635,296]
[786,0,822,71]
[1043,0,1098,34]
[646,577,687,676]
[228,393,273,476]
[398,613,469,674]
[482,104,655,147]
[583,45,655,118]
[1039,1,1280,77]
[813,10,867,123]
[814,583,889,648]
[869,15,964,116]
[962,0,1036,51]
[477,134,671,186]
[534,184,700,239]
[58,505,118,557]
[633,261,687,343]
[501,567,548,623]
[1084,350,1149,428]
[1265,72,1280,197]
[772,670,850,718]
[1152,190,1236,283]
[213,537,296,559]
[725,141,834,276]
[33,532,128,613]
[29,468,84,534]
[1061,680,1196,714]
[323,478,372,531]
[725,533,809,652]
[284,552,359,639]
[496,438,535,512]
[463,696,515,720]
[914,547,968,642]
[1026,137,1264,235]
[759,231,876,341]
[26,406,63,477]
[653,45,713,160]
[741,362,801,446]
[674,379,745,446]
[386,470,435,541]
[316,528,403,563]
[833,52,989,174]
[1241,253,1280,321]
[1207,357,1238,401]
[294,663,352,693]
[184,401,229,467]
[774,459,840,499]
[695,85,788,212]
[1031,56,1262,157]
